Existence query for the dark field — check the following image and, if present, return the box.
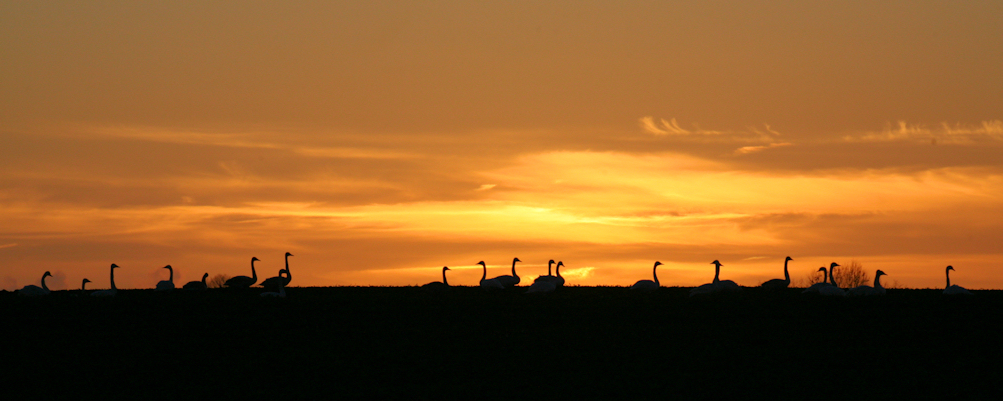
[3,286,1001,399]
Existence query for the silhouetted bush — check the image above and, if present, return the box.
[208,274,230,289]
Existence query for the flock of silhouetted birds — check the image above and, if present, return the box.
[9,254,976,298]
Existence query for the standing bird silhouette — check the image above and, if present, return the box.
[478,261,505,290]
[81,278,91,291]
[491,257,521,288]
[760,257,793,290]
[818,263,846,296]
[155,265,175,291]
[261,252,294,290]
[225,257,259,288]
[18,271,52,296]
[631,261,662,291]
[91,264,120,297]
[802,266,830,293]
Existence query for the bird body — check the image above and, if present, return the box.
[183,273,209,291]
[943,266,973,296]
[691,260,738,296]
[491,257,521,288]
[478,261,505,290]
[802,267,829,293]
[91,264,120,297]
[225,257,259,288]
[534,261,565,287]
[631,261,662,291]
[260,269,287,298]
[155,265,175,291]
[422,266,451,290]
[818,263,846,296]
[260,252,294,290]
[18,271,52,296]
[847,270,887,297]
[533,260,556,284]
[526,280,557,294]
[761,257,792,290]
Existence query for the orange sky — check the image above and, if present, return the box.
[2,1,1001,290]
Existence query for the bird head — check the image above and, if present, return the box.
[83,278,91,283]
[477,261,486,267]
[830,262,840,268]
[654,261,663,267]
[817,267,826,273]
[286,252,294,257]
[43,271,52,277]
[785,256,793,261]
[513,257,521,263]
[443,266,451,271]
[111,263,119,269]
[164,265,172,270]
[557,261,564,267]
[946,265,954,272]
[710,260,722,266]
[202,273,209,279]
[876,270,887,277]
[252,257,260,262]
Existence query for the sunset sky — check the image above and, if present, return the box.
[2,1,1001,291]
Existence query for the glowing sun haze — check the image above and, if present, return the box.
[2,1,1001,290]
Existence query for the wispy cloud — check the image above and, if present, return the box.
[845,120,1003,144]
[735,142,793,154]
[639,117,783,146]
[0,243,17,249]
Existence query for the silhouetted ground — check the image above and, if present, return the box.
[3,286,1001,399]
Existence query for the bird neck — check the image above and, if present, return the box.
[829,267,838,288]
[481,264,487,281]
[168,266,173,282]
[783,259,790,281]
[42,275,49,292]
[874,274,883,289]
[110,267,117,290]
[713,264,720,283]
[442,268,449,286]
[511,260,518,276]
[285,254,291,273]
[548,261,553,276]
[556,264,563,279]
[653,263,660,286]
[81,280,88,291]
[202,274,207,284]
[945,268,951,289]
[251,259,257,280]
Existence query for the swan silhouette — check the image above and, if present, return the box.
[802,266,830,293]
[225,257,259,288]
[760,257,792,290]
[712,260,741,291]
[943,266,973,296]
[17,271,52,296]
[630,261,662,291]
[81,278,91,291]
[155,265,175,291]
[422,266,451,290]
[818,263,845,296]
[183,273,209,291]
[533,260,556,284]
[260,252,294,290]
[91,264,120,297]
[534,260,565,287]
[491,257,521,288]
[526,279,557,294]
[846,270,886,297]
[478,261,504,290]
[260,269,287,297]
